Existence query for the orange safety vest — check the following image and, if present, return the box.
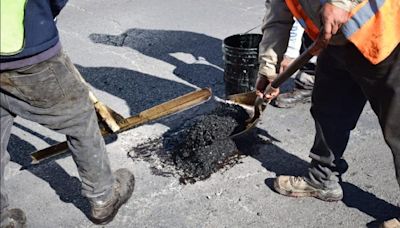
[284,0,400,64]
[284,0,319,40]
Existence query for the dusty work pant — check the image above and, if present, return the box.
[307,43,400,190]
[293,67,315,91]
[295,32,315,91]
[0,50,115,219]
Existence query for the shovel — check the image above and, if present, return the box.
[227,41,319,138]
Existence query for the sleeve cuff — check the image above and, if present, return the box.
[326,0,353,12]
[258,71,277,82]
[284,49,300,59]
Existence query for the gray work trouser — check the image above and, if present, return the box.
[0,50,114,218]
[307,43,400,190]
[294,69,315,90]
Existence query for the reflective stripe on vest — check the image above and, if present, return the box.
[285,0,400,64]
[284,0,319,40]
[0,0,28,56]
[342,0,400,64]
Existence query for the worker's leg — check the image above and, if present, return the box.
[274,35,316,109]
[0,105,15,225]
[0,93,27,227]
[294,67,315,90]
[348,43,400,188]
[274,70,315,108]
[274,45,367,201]
[1,50,134,224]
[0,50,115,202]
[306,45,367,190]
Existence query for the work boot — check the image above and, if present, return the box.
[0,208,27,228]
[274,176,343,201]
[380,218,400,228]
[89,168,135,225]
[273,88,312,108]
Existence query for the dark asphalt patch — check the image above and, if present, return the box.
[129,102,250,183]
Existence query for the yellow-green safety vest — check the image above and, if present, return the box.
[0,0,28,55]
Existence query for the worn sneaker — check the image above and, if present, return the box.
[0,208,27,228]
[274,176,343,201]
[380,218,400,228]
[273,89,312,108]
[89,168,135,225]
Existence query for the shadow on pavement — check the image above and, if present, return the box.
[6,61,203,213]
[76,65,195,116]
[236,130,400,225]
[5,30,222,213]
[13,123,59,146]
[7,134,91,216]
[87,28,295,97]
[88,28,225,98]
[5,62,214,216]
[3,29,243,220]
[342,182,400,226]
[6,28,398,226]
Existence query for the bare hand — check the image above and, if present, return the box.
[320,3,350,45]
[279,55,295,74]
[255,75,280,102]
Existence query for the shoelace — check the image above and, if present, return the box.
[292,176,304,183]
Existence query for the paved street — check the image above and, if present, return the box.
[3,0,399,227]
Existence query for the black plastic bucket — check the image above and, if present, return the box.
[223,33,262,96]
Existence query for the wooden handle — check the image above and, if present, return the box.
[75,71,121,132]
[270,42,317,89]
[88,90,99,104]
[31,88,212,164]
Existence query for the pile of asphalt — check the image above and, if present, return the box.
[167,102,249,183]
[129,102,250,183]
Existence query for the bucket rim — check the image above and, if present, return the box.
[223,33,263,51]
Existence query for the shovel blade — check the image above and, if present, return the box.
[226,91,266,138]
[227,90,258,107]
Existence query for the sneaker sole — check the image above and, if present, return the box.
[380,218,400,228]
[273,179,343,202]
[7,208,27,228]
[274,97,311,108]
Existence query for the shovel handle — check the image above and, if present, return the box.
[74,69,121,132]
[270,41,318,89]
